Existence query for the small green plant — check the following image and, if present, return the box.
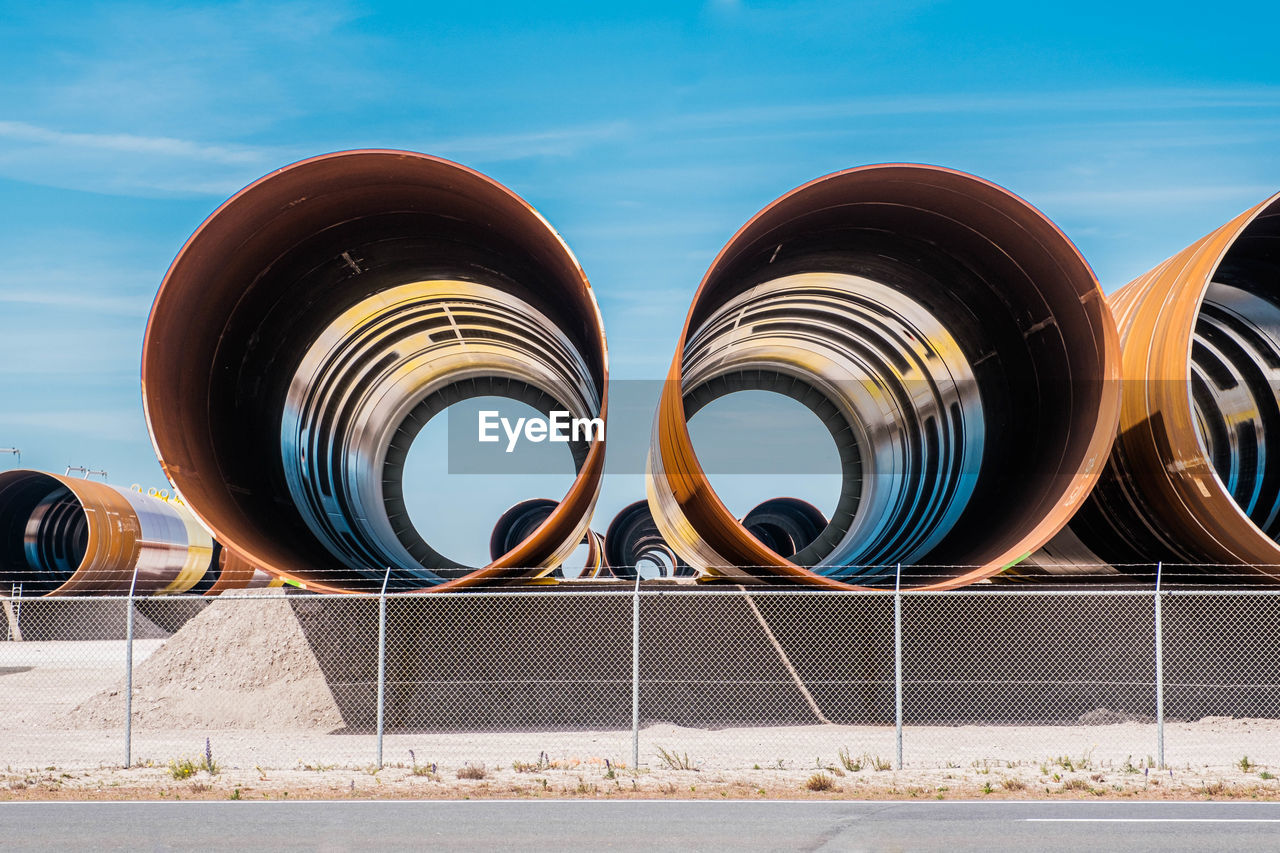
[408,750,438,778]
[981,782,994,794]
[870,755,892,772]
[457,763,487,780]
[1238,756,1255,773]
[1260,771,1275,780]
[168,758,198,780]
[203,738,219,775]
[229,787,241,800]
[837,747,862,772]
[805,772,836,792]
[813,757,844,777]
[302,762,336,772]
[1202,779,1228,797]
[513,751,552,773]
[169,740,219,780]
[604,759,616,780]
[655,747,697,771]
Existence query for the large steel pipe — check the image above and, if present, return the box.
[1062,191,1280,576]
[740,498,827,560]
[489,499,605,580]
[202,547,284,596]
[0,470,215,596]
[648,164,1121,589]
[142,151,607,592]
[604,500,694,580]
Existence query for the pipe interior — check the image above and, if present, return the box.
[0,473,86,594]
[281,279,596,586]
[146,155,607,590]
[1191,204,1280,538]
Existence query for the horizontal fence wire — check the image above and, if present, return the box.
[2,581,1279,779]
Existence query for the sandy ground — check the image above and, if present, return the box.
[5,638,1280,801]
[3,753,1280,802]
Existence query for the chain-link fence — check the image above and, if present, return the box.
[3,580,1279,776]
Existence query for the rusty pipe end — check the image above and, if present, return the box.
[649,164,1121,589]
[143,150,607,592]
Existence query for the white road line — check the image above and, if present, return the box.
[1026,818,1280,823]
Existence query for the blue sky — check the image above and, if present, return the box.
[1,0,1277,563]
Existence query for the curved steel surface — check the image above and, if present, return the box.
[203,547,284,596]
[604,500,694,580]
[0,470,215,596]
[647,164,1121,589]
[740,498,827,560]
[489,499,605,580]
[142,150,608,592]
[1063,192,1280,576]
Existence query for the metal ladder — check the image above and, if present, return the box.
[3,584,21,642]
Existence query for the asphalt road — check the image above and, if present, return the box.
[3,799,1279,851]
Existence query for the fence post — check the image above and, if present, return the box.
[1154,561,1165,770]
[631,574,641,773]
[894,563,904,771]
[124,565,140,769]
[375,567,391,770]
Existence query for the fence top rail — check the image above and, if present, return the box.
[16,586,1280,604]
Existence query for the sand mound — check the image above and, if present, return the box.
[64,589,344,732]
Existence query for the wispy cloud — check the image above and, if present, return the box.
[0,409,143,443]
[0,121,264,165]
[0,120,280,197]
[0,118,634,196]
[652,86,1280,135]
[0,328,141,375]
[1032,184,1279,210]
[0,288,149,315]
[423,121,633,162]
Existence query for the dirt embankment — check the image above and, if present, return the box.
[63,590,343,732]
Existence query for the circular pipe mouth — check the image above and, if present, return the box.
[1065,193,1280,574]
[740,498,827,560]
[489,499,604,580]
[23,487,89,581]
[283,281,598,584]
[142,151,608,592]
[1191,282,1280,537]
[648,164,1121,589]
[679,271,983,581]
[0,469,214,596]
[605,500,694,580]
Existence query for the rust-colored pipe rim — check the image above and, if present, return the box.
[1070,191,1280,573]
[142,150,608,593]
[0,469,215,596]
[648,163,1122,590]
